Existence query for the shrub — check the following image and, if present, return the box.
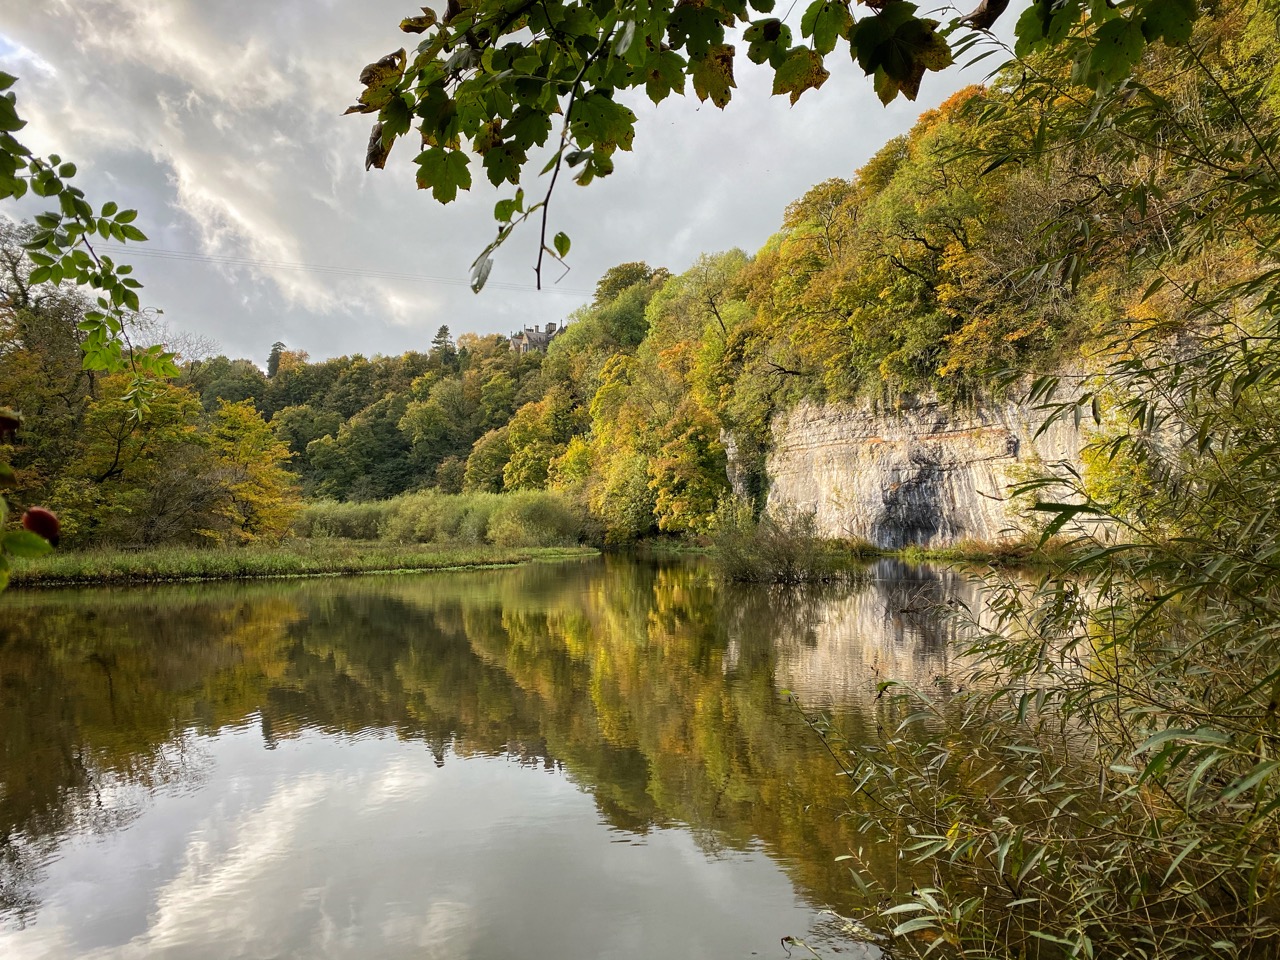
[294,499,388,540]
[710,496,856,582]
[369,490,591,547]
[487,490,586,546]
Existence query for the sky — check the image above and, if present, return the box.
[0,0,1018,365]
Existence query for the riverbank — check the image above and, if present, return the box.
[892,536,1076,567]
[6,541,599,588]
[632,534,1069,573]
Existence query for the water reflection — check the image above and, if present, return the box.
[0,556,975,959]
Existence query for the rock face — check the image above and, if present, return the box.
[763,397,1083,549]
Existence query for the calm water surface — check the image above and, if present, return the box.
[0,556,974,960]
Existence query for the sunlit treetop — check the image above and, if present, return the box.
[349,0,1200,290]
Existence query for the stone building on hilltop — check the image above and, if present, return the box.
[510,322,563,355]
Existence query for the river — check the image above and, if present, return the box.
[0,555,978,960]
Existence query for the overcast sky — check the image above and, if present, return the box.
[0,0,1018,365]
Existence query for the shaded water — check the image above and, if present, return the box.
[0,556,974,960]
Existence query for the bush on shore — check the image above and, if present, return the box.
[293,500,389,540]
[710,496,868,582]
[295,489,594,548]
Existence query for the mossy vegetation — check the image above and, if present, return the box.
[7,540,596,588]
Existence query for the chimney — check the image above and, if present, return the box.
[546,322,557,334]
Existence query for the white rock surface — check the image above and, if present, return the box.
[763,397,1084,548]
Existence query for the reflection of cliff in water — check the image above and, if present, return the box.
[757,560,979,709]
[0,556,985,928]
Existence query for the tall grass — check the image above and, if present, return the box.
[297,489,595,548]
[8,540,596,587]
[293,500,388,539]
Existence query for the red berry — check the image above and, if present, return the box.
[22,507,60,547]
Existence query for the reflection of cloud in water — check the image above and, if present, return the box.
[2,732,838,960]
[378,900,476,957]
[141,777,328,955]
[364,755,437,810]
[1,734,213,930]
[0,748,476,960]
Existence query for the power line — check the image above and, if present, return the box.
[102,244,596,296]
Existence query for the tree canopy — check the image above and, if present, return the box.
[350,0,1202,287]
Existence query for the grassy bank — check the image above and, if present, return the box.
[7,541,598,588]
[889,536,1077,568]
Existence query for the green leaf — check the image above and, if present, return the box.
[570,92,636,153]
[849,2,952,103]
[1161,837,1202,885]
[1014,0,1081,56]
[1078,15,1145,89]
[892,917,939,936]
[483,143,525,186]
[415,146,472,203]
[850,0,917,73]
[381,93,412,139]
[772,46,830,105]
[0,96,25,134]
[745,19,792,67]
[882,902,930,916]
[495,197,520,222]
[668,3,726,59]
[690,44,736,109]
[1220,760,1280,803]
[800,0,852,56]
[1030,501,1097,541]
[504,107,553,151]
[120,224,148,242]
[645,48,688,103]
[553,231,570,258]
[470,253,493,293]
[3,529,52,558]
[1136,727,1231,752]
[1141,0,1196,46]
[418,90,461,149]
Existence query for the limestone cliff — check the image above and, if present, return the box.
[761,397,1084,549]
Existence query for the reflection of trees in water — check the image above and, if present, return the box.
[1,736,210,926]
[0,558,980,925]
[0,592,290,925]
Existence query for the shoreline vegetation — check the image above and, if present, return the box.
[6,541,598,588]
[4,530,1069,590]
[4,460,1076,592]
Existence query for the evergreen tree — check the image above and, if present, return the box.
[267,341,286,379]
[430,325,458,373]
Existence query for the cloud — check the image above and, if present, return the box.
[1,1,1008,361]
